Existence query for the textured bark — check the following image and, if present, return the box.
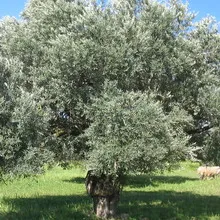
[93,194,119,218]
[85,171,121,218]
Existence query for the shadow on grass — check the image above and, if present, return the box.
[0,194,96,220]
[2,190,219,220]
[63,177,85,184]
[120,190,220,220]
[64,173,198,187]
[126,174,198,188]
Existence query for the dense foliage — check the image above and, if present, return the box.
[0,0,219,177]
[85,82,192,177]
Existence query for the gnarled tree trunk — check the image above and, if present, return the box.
[85,171,122,218]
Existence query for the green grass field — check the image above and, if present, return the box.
[0,162,219,220]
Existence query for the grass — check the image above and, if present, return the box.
[0,162,219,220]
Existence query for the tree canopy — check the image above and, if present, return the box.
[85,82,192,176]
[0,0,219,177]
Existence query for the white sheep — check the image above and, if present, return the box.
[197,166,220,179]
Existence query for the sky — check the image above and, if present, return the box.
[0,0,220,22]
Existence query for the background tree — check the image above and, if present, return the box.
[0,53,54,176]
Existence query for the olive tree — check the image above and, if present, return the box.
[84,82,192,218]
[0,1,219,217]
